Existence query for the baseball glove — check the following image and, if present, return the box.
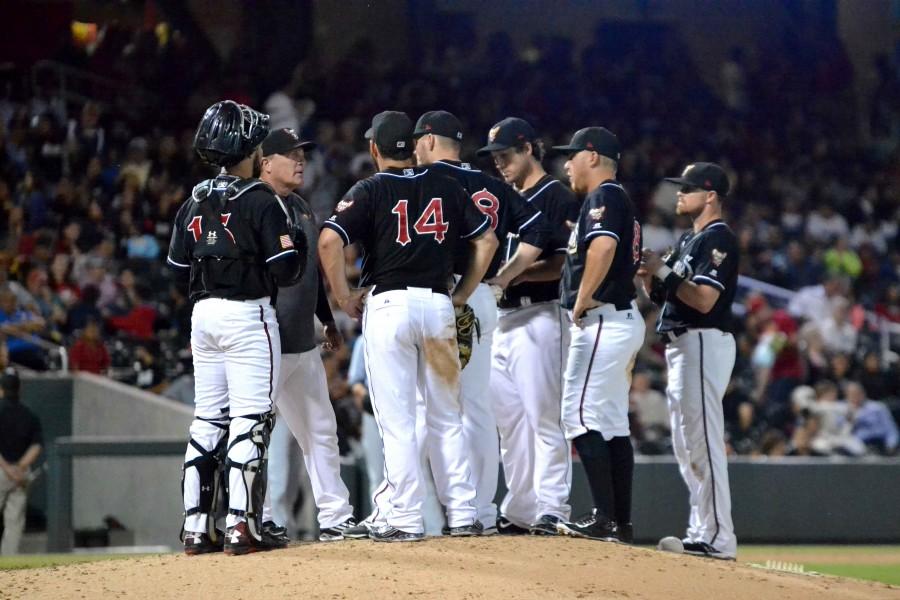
[454,304,481,370]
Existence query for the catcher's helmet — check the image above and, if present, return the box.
[193,100,270,167]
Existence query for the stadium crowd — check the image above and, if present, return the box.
[1,17,898,462]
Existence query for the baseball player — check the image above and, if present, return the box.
[318,111,498,541]
[476,117,578,535]
[639,162,739,560]
[412,110,548,533]
[168,101,302,556]
[258,128,359,541]
[551,127,644,544]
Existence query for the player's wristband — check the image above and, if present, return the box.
[656,265,684,293]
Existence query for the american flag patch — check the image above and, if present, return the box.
[280,234,294,249]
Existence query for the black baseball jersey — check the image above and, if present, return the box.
[560,180,641,310]
[429,160,549,279]
[322,166,490,289]
[167,175,300,303]
[502,175,579,307]
[657,220,739,333]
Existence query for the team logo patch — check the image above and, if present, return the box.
[280,234,294,249]
[711,249,727,266]
[488,126,500,142]
[335,198,354,212]
[589,206,606,221]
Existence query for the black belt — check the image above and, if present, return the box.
[499,294,558,309]
[660,327,688,344]
[372,283,449,297]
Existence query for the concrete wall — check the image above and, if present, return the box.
[70,373,192,547]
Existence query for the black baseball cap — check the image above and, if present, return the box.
[552,127,621,161]
[261,128,316,157]
[476,117,536,156]
[364,111,414,152]
[664,162,730,196]
[413,110,464,141]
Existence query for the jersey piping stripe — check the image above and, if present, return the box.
[698,331,721,545]
[266,248,299,263]
[435,160,480,173]
[167,256,190,269]
[692,275,725,291]
[579,315,603,430]
[600,181,625,191]
[517,210,543,233]
[260,306,274,409]
[583,230,620,243]
[375,168,429,179]
[524,180,559,202]
[322,221,351,246]
[557,305,574,499]
[462,215,491,239]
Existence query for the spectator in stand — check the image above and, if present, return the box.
[823,237,862,281]
[846,381,899,455]
[640,210,677,253]
[773,240,823,290]
[628,371,669,454]
[727,402,763,455]
[855,351,898,401]
[817,297,858,355]
[809,381,865,456]
[805,203,849,244]
[65,285,102,334]
[787,275,848,323]
[69,319,110,374]
[0,286,48,370]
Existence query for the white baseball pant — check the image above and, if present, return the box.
[666,329,737,557]
[184,297,280,532]
[363,287,477,532]
[266,348,354,529]
[491,301,572,527]
[561,302,644,441]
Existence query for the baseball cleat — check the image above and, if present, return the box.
[183,531,223,556]
[496,516,529,536]
[319,517,361,541]
[529,514,563,536]
[616,522,634,544]
[682,541,735,561]
[446,521,484,537]
[224,521,284,555]
[556,510,618,542]
[341,521,372,540]
[262,520,290,544]
[369,526,425,543]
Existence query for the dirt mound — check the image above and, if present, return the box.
[2,537,898,600]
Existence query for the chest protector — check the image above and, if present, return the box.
[190,176,273,261]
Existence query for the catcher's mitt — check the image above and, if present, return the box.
[455,304,481,370]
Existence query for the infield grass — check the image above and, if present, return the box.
[739,545,900,586]
[0,552,158,571]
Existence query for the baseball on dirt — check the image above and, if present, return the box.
[658,536,685,553]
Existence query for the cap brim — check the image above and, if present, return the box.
[663,177,690,185]
[298,141,317,151]
[551,144,583,153]
[475,142,511,157]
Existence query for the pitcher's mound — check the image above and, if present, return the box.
[3,537,898,600]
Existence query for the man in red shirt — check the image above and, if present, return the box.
[69,319,110,374]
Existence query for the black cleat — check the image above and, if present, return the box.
[682,541,735,561]
[370,526,425,543]
[556,510,618,542]
[496,516,529,536]
[444,521,483,537]
[319,517,360,541]
[529,514,563,536]
[616,522,634,544]
[262,520,290,545]
[183,531,223,556]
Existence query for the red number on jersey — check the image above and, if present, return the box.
[392,200,412,246]
[632,220,642,265]
[392,198,449,245]
[220,213,235,243]
[187,216,203,242]
[471,188,499,230]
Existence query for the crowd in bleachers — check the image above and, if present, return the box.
[1,16,898,458]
